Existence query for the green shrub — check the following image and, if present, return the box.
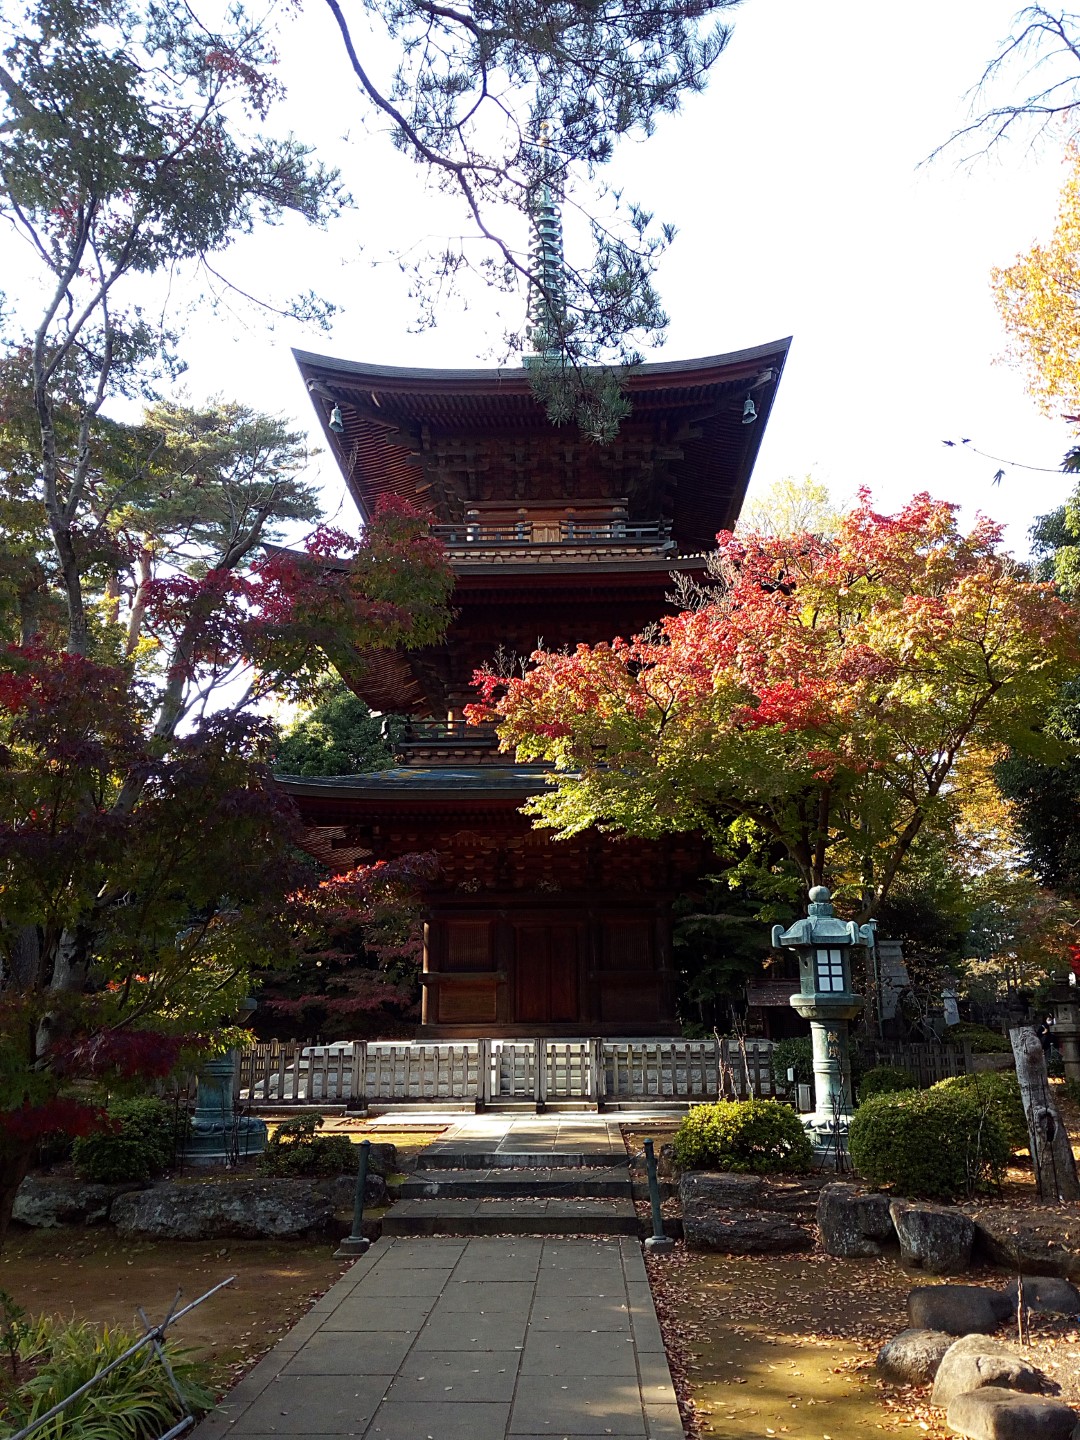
[858,1065,918,1102]
[945,1023,1011,1054]
[72,1099,189,1184]
[673,1099,813,1174]
[257,1114,357,1177]
[1063,1077,1080,1107]
[848,1087,1009,1201]
[932,1071,1028,1153]
[0,1314,213,1439]
[769,1037,813,1088]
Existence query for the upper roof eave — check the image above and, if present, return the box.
[292,337,792,393]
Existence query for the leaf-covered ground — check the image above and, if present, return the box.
[645,1246,1080,1440]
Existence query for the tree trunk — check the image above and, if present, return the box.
[1010,1025,1080,1201]
[0,1142,35,1251]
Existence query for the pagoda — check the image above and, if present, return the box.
[277,209,789,1035]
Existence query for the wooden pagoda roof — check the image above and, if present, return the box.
[294,339,791,555]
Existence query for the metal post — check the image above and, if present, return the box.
[642,1138,674,1255]
[334,1139,372,1257]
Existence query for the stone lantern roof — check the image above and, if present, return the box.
[771,886,875,951]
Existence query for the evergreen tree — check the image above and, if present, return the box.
[275,680,398,777]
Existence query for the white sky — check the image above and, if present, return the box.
[9,0,1080,552]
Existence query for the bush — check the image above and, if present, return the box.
[848,1087,1009,1201]
[769,1037,813,1088]
[257,1114,357,1177]
[858,1065,918,1102]
[672,1098,813,1174]
[72,1098,189,1184]
[932,1071,1028,1153]
[945,1023,1011,1054]
[0,1314,213,1439]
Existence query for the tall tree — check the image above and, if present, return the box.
[469,493,1078,919]
[992,143,1080,428]
[321,0,743,429]
[0,0,345,656]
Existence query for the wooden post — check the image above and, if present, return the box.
[590,1037,605,1111]
[477,1038,490,1112]
[1010,1025,1080,1201]
[350,1042,368,1115]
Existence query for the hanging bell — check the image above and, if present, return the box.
[741,395,758,425]
[329,403,344,434]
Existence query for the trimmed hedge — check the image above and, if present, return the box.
[848,1087,1009,1201]
[72,1098,189,1184]
[257,1114,357,1177]
[931,1071,1028,1153]
[858,1065,918,1102]
[945,1023,1011,1054]
[672,1098,813,1174]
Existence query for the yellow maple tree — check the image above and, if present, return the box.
[993,143,1080,415]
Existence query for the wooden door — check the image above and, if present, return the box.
[513,922,580,1025]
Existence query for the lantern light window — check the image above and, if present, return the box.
[815,946,845,992]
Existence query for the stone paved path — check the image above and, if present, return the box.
[192,1236,682,1439]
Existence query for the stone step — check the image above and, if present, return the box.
[382,1197,642,1237]
[399,1166,632,1199]
[416,1148,627,1171]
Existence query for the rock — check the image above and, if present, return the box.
[327,1172,388,1211]
[679,1172,815,1253]
[875,1328,955,1385]
[12,1178,137,1228]
[112,1180,344,1240]
[681,1207,815,1254]
[945,1388,1079,1440]
[680,1171,766,1207]
[361,1143,397,1176]
[931,1334,1054,1407]
[818,1182,895,1258]
[890,1200,975,1274]
[907,1284,1012,1335]
[972,1208,1080,1280]
[1001,1276,1080,1317]
[678,1171,818,1219]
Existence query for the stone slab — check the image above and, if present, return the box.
[366,1400,512,1439]
[383,1197,640,1237]
[192,1237,680,1440]
[224,1373,392,1435]
[385,1351,520,1402]
[510,1374,647,1434]
[282,1331,416,1375]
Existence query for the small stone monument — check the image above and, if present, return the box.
[772,886,874,1156]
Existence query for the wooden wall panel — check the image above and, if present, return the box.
[438,978,497,1025]
[444,919,495,972]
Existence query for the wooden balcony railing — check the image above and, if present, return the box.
[432,518,673,550]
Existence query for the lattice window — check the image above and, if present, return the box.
[815,947,846,992]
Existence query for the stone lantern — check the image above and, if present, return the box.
[187,997,267,1165]
[1050,979,1080,1084]
[772,887,874,1150]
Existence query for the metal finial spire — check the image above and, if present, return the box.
[525,122,565,363]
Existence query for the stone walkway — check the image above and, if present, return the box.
[192,1236,681,1439]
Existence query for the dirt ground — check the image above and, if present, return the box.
[0,1229,350,1394]
[646,1247,1080,1440]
